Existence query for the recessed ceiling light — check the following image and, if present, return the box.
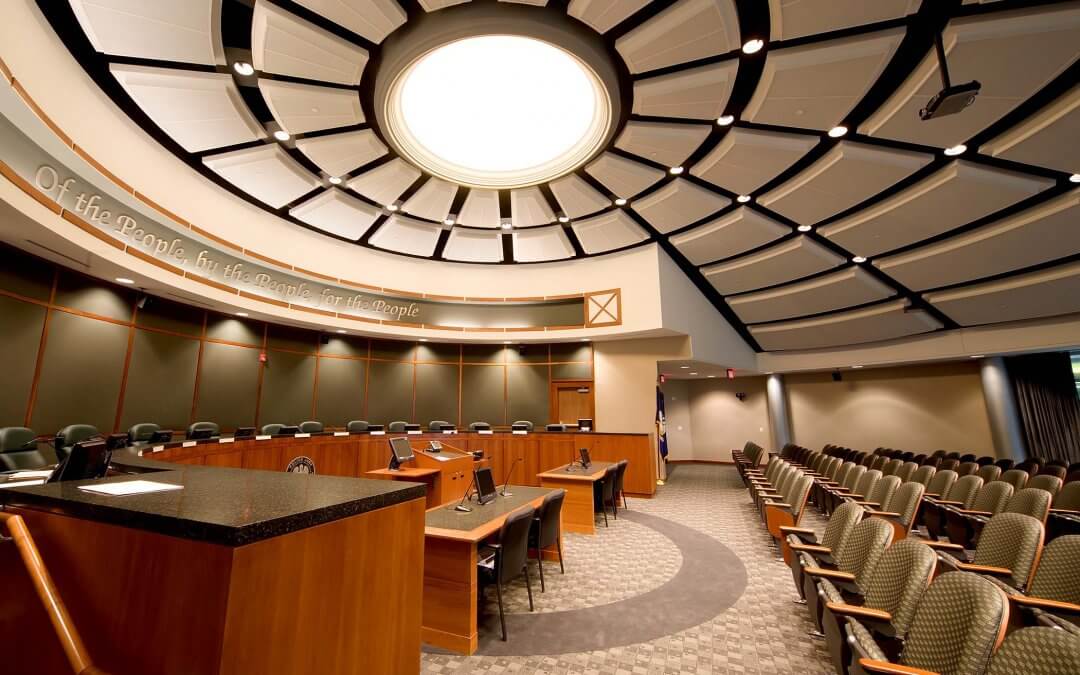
[115,277,134,284]
[503,340,513,344]
[557,215,570,223]
[614,197,627,206]
[236,312,248,317]
[944,144,967,156]
[233,62,254,76]
[273,130,290,142]
[328,176,342,185]
[501,221,513,230]
[336,329,347,334]
[707,374,716,378]
[797,224,813,232]
[418,338,428,342]
[580,338,589,342]
[852,365,863,369]
[689,372,698,376]
[742,39,765,55]
[443,217,456,226]
[386,203,400,212]
[852,256,867,263]
[716,114,735,126]
[970,354,985,359]
[736,194,751,203]
[1070,173,1080,183]
[828,125,848,138]
[669,166,684,175]
[680,365,690,369]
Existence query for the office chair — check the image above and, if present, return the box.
[511,420,534,432]
[261,423,285,436]
[55,424,100,461]
[298,420,324,433]
[613,459,629,510]
[428,420,451,432]
[127,422,160,444]
[528,489,566,591]
[595,465,618,526]
[478,505,536,641]
[929,512,1045,591]
[0,427,36,453]
[0,426,47,471]
[186,421,219,438]
[468,421,491,432]
[388,421,408,433]
[346,420,369,433]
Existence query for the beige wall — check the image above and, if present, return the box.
[661,379,693,461]
[785,362,995,456]
[685,377,771,461]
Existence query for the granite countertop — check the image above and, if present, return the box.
[425,485,555,533]
[0,457,426,547]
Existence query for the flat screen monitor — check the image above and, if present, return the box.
[577,418,593,432]
[149,430,173,443]
[234,427,256,439]
[388,437,415,470]
[105,433,130,451]
[579,447,591,468]
[188,427,215,441]
[475,467,497,505]
[279,425,301,435]
[47,439,112,483]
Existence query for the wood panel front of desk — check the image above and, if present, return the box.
[151,432,655,496]
[0,497,426,675]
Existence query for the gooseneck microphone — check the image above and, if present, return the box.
[452,473,477,512]
[500,456,520,497]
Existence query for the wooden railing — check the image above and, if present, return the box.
[0,511,107,675]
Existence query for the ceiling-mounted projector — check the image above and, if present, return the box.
[919,32,980,121]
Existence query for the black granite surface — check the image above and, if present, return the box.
[0,455,426,547]
[425,485,555,532]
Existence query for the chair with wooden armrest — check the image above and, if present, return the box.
[803,518,894,634]
[841,470,884,504]
[785,502,864,598]
[823,465,868,515]
[932,513,1044,592]
[845,572,1009,675]
[868,482,926,542]
[943,481,1014,548]
[922,475,983,540]
[766,475,812,541]
[850,474,899,511]
[814,462,857,514]
[1003,488,1053,525]
[1002,535,1080,630]
[984,626,1080,675]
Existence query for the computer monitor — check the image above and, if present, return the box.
[388,437,415,470]
[149,430,173,443]
[47,439,112,483]
[579,447,591,468]
[234,427,256,439]
[105,433,130,451]
[577,418,593,432]
[474,467,497,505]
[279,425,301,435]
[188,426,215,441]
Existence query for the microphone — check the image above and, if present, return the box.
[566,447,576,472]
[451,472,477,512]
[500,456,520,497]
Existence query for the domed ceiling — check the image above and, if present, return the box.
[39,0,1080,352]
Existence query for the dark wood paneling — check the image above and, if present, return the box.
[195,343,259,430]
[508,364,548,426]
[461,365,505,428]
[258,351,316,426]
[414,363,459,427]
[120,329,199,432]
[0,295,46,426]
[314,357,366,427]
[367,361,414,424]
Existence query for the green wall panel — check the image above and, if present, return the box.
[415,363,459,426]
[205,314,262,345]
[0,295,46,426]
[552,362,592,380]
[267,324,318,353]
[463,344,504,363]
[508,364,549,426]
[194,343,259,430]
[32,311,128,434]
[135,296,203,336]
[320,335,368,357]
[371,339,415,361]
[551,343,592,362]
[259,351,316,425]
[416,343,460,363]
[54,270,133,321]
[366,361,414,424]
[461,365,505,427]
[506,343,548,363]
[314,357,366,426]
[120,330,199,431]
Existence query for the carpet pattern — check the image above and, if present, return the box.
[421,464,834,674]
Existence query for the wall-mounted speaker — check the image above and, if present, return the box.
[320,335,330,345]
[831,371,843,382]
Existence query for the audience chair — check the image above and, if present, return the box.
[55,424,100,461]
[126,422,160,444]
[893,461,918,483]
[388,421,408,432]
[845,571,1008,675]
[923,469,957,500]
[880,459,903,477]
[783,501,864,595]
[802,518,895,633]
[851,474,900,512]
[468,421,492,432]
[812,460,854,512]
[942,481,1014,548]
[512,420,534,431]
[929,512,1045,591]
[995,458,1016,472]
[923,475,983,540]
[1028,474,1063,499]
[478,505,536,641]
[992,535,1080,632]
[0,427,47,471]
[1039,464,1068,481]
[976,455,996,466]
[261,423,285,435]
[1003,487,1052,524]
[613,459,629,510]
[186,421,219,438]
[939,458,960,471]
[822,465,868,515]
[985,626,1080,675]
[764,473,814,542]
[528,489,566,591]
[346,420,369,433]
[997,468,1029,491]
[977,464,1002,483]
[1016,459,1041,476]
[909,464,936,488]
[595,465,618,527]
[298,420,323,433]
[868,482,926,542]
[956,461,980,477]
[1048,482,1080,541]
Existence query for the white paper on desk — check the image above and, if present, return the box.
[9,469,54,479]
[152,445,165,453]
[442,430,456,435]
[256,435,271,441]
[407,430,421,435]
[478,430,493,435]
[295,432,311,438]
[334,431,349,437]
[219,437,235,444]
[182,440,197,448]
[78,480,183,496]
[1,479,47,489]
[429,454,451,462]
[512,430,527,435]
[370,430,386,436]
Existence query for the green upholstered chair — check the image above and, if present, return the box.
[511,420,534,431]
[54,424,99,460]
[127,422,160,444]
[298,420,324,433]
[185,421,219,438]
[468,421,491,432]
[261,423,286,436]
[346,420,370,433]
[985,626,1080,675]
[0,426,47,471]
[930,512,1045,592]
[428,420,452,431]
[784,500,864,599]
[387,421,408,433]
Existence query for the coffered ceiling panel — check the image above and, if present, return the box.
[512,226,575,262]
[368,215,442,257]
[877,190,1080,291]
[258,80,364,135]
[585,153,665,199]
[202,145,320,208]
[862,5,1080,149]
[548,174,609,219]
[444,228,504,263]
[729,267,895,324]
[289,0,406,43]
[691,128,818,196]
[289,188,380,240]
[926,261,1080,327]
[614,121,711,168]
[567,0,652,34]
[510,187,557,227]
[670,208,789,266]
[402,178,457,222]
[109,65,265,152]
[571,211,649,255]
[982,85,1080,175]
[760,141,934,225]
[767,0,919,41]
[251,0,369,85]
[457,189,501,228]
[616,0,740,74]
[294,130,387,178]
[632,179,731,234]
[750,300,942,351]
[419,0,470,11]
[743,28,904,131]
[702,237,845,295]
[346,159,420,206]
[70,0,223,65]
[821,161,1055,257]
[632,61,738,120]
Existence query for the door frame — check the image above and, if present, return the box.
[548,379,595,426]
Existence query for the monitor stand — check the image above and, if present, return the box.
[388,455,401,471]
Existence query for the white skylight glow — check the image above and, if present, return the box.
[388,36,610,188]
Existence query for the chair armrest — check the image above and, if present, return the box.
[956,509,992,516]
[1050,508,1080,515]
[923,493,940,499]
[919,540,965,551]
[858,659,940,675]
[935,500,964,506]
[765,502,792,510]
[853,501,880,507]
[825,602,893,623]
[868,511,901,519]
[789,543,831,554]
[955,563,1012,577]
[1011,595,1080,615]
[804,567,856,582]
[779,526,816,535]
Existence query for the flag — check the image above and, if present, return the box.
[656,386,668,459]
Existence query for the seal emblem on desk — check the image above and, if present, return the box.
[286,456,315,474]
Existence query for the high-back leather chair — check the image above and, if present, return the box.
[613,459,629,510]
[186,421,219,438]
[346,420,369,433]
[55,424,99,461]
[544,423,567,431]
[528,489,566,591]
[261,423,285,436]
[468,421,491,432]
[126,422,160,444]
[0,427,36,452]
[511,420,534,431]
[596,465,618,527]
[428,420,452,432]
[0,426,47,471]
[478,505,536,641]
[387,421,408,433]
[298,420,323,433]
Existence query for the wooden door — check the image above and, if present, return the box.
[550,381,595,425]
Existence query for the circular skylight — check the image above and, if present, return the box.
[386,35,611,189]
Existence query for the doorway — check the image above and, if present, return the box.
[549,380,595,426]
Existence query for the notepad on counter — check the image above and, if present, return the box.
[407,430,422,435]
[0,479,47,489]
[256,434,272,441]
[8,469,54,480]
[478,429,493,435]
[512,430,527,435]
[78,480,183,496]
[334,431,349,437]
[370,430,386,436]
[182,440,197,448]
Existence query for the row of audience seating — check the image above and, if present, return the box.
[733,441,1080,675]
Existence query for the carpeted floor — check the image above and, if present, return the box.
[421,463,834,674]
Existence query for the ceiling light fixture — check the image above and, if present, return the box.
[1070,174,1080,183]
[852,365,863,369]
[503,340,513,345]
[115,277,134,284]
[944,143,967,156]
[418,338,428,342]
[689,372,698,376]
[328,176,342,185]
[736,194,751,203]
[797,224,813,232]
[742,39,765,55]
[716,114,735,126]
[233,62,254,76]
[614,198,627,206]
[680,365,690,369]
[707,374,716,378]
[386,203,400,212]
[669,166,684,175]
[557,215,570,224]
[828,125,848,138]
[970,354,985,358]
[852,256,867,263]
[273,130,290,142]
[501,221,513,230]
[337,329,347,334]
[580,339,589,342]
[443,217,456,226]
[236,312,248,317]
